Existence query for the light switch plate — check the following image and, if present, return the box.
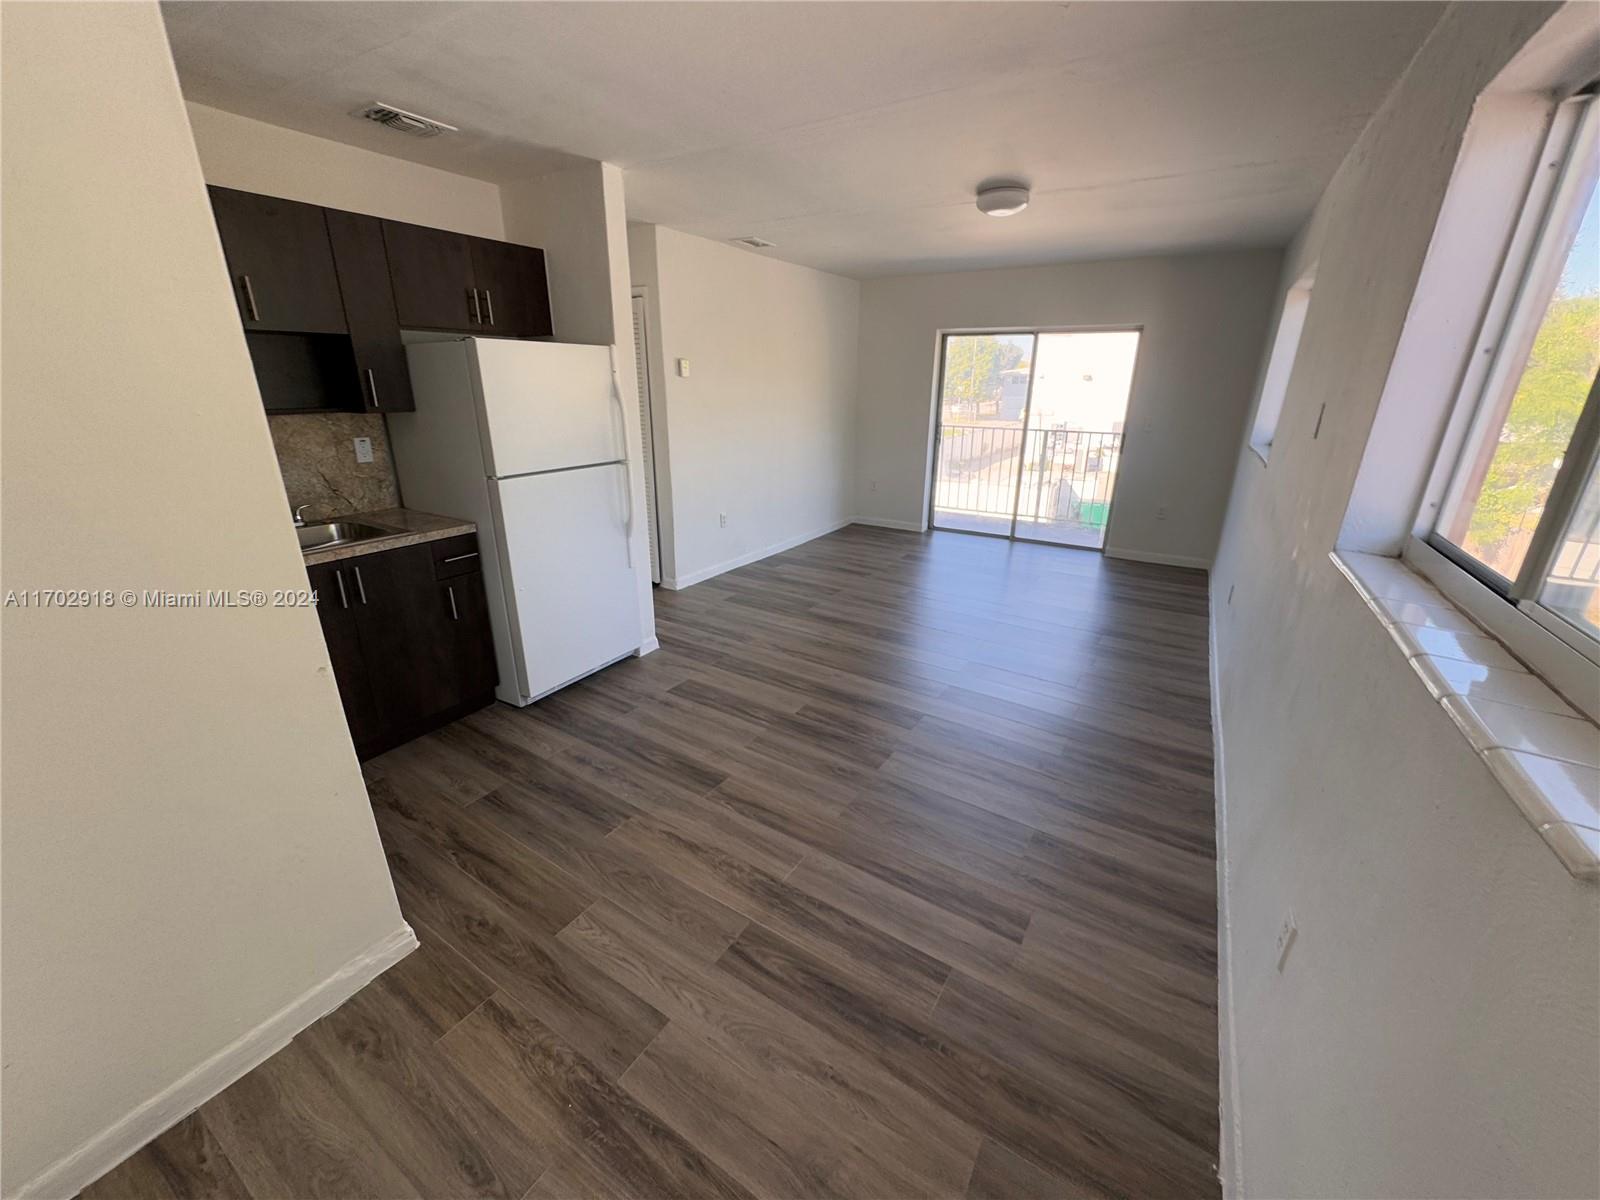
[353,436,374,464]
[676,357,691,378]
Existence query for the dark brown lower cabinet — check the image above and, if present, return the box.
[439,573,498,706]
[307,537,497,759]
[306,559,383,749]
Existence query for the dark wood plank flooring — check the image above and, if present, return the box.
[88,527,1220,1200]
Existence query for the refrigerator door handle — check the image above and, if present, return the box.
[606,354,634,567]
[608,355,630,465]
[620,463,634,566]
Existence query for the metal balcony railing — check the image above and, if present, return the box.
[933,424,1123,533]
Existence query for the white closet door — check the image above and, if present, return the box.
[631,293,662,584]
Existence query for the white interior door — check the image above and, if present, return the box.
[472,338,624,477]
[490,466,641,703]
[631,293,662,584]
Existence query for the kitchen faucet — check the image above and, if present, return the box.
[293,503,312,527]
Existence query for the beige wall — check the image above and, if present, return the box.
[503,163,619,346]
[185,101,505,238]
[853,251,1281,566]
[1210,4,1599,1197]
[629,225,861,587]
[1,6,411,1195]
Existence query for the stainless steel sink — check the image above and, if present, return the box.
[296,521,392,553]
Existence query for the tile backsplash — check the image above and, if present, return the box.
[268,412,399,521]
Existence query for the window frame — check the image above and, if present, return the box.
[922,324,1144,548]
[1406,87,1600,719]
[1246,265,1316,464]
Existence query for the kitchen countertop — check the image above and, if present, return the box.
[300,507,476,567]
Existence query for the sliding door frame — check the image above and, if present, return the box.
[923,324,1144,551]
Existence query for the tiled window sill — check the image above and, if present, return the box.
[1331,550,1599,880]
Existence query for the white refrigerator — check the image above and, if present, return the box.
[388,337,642,706]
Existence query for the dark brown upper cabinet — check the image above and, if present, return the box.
[205,188,552,413]
[469,237,552,338]
[383,219,553,338]
[325,209,415,413]
[381,219,480,332]
[208,186,347,335]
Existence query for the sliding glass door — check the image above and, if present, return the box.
[929,329,1139,548]
[928,333,1035,537]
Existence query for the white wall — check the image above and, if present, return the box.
[854,251,1282,566]
[503,163,657,647]
[503,163,617,346]
[1209,4,1599,1197]
[185,101,505,237]
[628,225,861,588]
[1,6,413,1196]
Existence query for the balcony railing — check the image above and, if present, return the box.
[933,424,1123,537]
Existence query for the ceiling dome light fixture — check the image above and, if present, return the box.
[976,182,1030,217]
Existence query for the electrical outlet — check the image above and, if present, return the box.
[1275,913,1298,972]
[1156,506,1168,521]
[870,480,879,492]
[677,357,692,378]
[353,436,374,464]
[718,512,727,528]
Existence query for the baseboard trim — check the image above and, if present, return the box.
[1105,545,1213,570]
[1210,602,1244,1199]
[19,924,419,1200]
[636,636,661,656]
[660,518,854,590]
[848,516,926,533]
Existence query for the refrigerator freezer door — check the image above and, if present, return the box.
[470,338,624,477]
[490,464,641,703]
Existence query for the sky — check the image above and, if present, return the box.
[1556,179,1597,300]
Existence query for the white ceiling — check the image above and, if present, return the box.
[161,1,1445,278]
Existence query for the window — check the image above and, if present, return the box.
[1426,89,1600,663]
[1248,266,1315,462]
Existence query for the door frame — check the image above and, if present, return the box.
[922,323,1145,552]
[630,288,668,585]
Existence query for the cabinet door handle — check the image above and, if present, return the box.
[442,552,478,564]
[240,274,260,321]
[366,367,380,409]
[447,585,459,621]
[335,569,349,610]
[352,565,368,604]
[483,289,495,326]
[469,288,482,324]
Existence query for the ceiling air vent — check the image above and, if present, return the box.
[731,236,776,249]
[358,102,459,138]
